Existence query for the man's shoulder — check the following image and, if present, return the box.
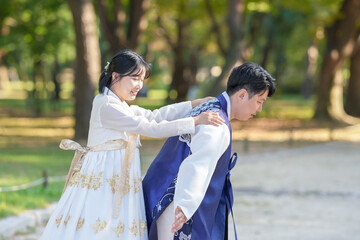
[187,98,222,117]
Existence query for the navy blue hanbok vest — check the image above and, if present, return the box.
[142,94,237,240]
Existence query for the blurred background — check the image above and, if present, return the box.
[0,0,359,239]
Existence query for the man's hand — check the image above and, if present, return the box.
[171,206,187,233]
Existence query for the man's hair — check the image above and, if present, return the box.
[226,62,276,98]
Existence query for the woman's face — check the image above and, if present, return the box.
[110,69,145,101]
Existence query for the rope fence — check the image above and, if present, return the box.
[0,171,66,192]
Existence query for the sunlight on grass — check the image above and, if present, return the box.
[0,116,73,128]
[259,96,315,120]
[0,127,74,138]
[0,146,72,217]
[0,182,64,218]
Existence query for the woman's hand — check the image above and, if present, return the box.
[191,96,214,108]
[193,111,225,126]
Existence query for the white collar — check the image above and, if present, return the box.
[104,87,123,102]
[221,91,231,118]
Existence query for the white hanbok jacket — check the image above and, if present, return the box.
[41,87,196,240]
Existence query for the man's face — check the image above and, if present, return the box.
[230,89,269,121]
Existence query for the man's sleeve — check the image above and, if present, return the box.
[173,123,230,220]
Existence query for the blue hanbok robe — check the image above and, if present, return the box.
[143,94,237,240]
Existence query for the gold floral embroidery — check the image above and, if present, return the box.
[112,221,125,237]
[133,175,142,194]
[55,215,63,228]
[129,219,138,236]
[139,219,147,236]
[76,217,85,231]
[106,174,120,194]
[67,171,104,190]
[91,217,107,234]
[106,173,132,194]
[82,171,104,190]
[68,171,81,187]
[64,215,71,227]
[121,171,131,195]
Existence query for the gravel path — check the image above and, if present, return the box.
[228,141,360,240]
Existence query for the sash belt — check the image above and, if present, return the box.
[59,133,138,218]
[225,153,238,240]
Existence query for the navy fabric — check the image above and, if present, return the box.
[142,94,237,240]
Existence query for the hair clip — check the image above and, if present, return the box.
[104,61,110,71]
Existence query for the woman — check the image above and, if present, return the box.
[41,49,223,240]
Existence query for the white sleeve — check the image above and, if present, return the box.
[100,100,195,138]
[130,101,192,122]
[173,123,230,220]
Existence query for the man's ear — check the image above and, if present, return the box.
[237,89,247,100]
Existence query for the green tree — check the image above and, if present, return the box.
[1,0,75,115]
[345,33,360,117]
[68,0,101,141]
[97,0,150,55]
[205,0,246,96]
[314,0,360,122]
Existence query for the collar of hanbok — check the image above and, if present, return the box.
[103,86,130,108]
[221,91,231,118]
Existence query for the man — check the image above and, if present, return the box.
[142,62,276,240]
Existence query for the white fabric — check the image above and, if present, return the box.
[222,91,231,118]
[156,202,175,240]
[174,124,230,220]
[156,95,231,237]
[41,88,195,240]
[88,87,194,147]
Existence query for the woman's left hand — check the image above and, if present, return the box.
[191,96,214,108]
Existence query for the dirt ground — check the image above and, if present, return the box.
[228,141,360,240]
[5,121,360,240]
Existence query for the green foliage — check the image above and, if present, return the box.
[259,94,315,119]
[1,0,75,81]
[0,182,64,218]
[0,145,73,218]
[0,0,349,99]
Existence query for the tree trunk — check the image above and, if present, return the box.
[127,0,149,49]
[98,0,125,54]
[345,34,360,117]
[98,0,149,54]
[51,57,61,112]
[0,66,9,89]
[301,41,318,99]
[68,0,101,141]
[31,59,42,117]
[0,50,9,89]
[260,27,273,69]
[314,0,360,119]
[329,67,360,124]
[206,0,245,96]
[166,19,194,103]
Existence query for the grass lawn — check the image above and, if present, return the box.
[0,135,74,218]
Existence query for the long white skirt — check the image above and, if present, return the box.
[41,149,148,240]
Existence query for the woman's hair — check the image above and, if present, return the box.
[99,49,151,93]
[226,62,276,98]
